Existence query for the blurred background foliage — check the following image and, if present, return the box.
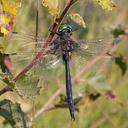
[0,0,128,128]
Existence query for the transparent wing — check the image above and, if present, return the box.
[9,33,119,74]
[11,52,62,76]
[72,38,115,59]
[69,38,119,68]
[7,31,50,57]
[8,31,45,45]
[8,33,60,74]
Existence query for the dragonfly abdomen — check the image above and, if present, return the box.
[63,53,75,120]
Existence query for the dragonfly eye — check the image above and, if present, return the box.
[58,23,72,34]
[67,29,72,33]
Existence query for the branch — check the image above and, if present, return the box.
[95,102,118,128]
[0,86,12,95]
[34,86,64,118]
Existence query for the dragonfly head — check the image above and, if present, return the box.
[58,23,72,35]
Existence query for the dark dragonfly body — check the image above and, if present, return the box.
[50,23,75,120]
[63,53,75,120]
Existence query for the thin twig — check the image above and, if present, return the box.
[0,86,12,95]
[34,86,64,118]
[90,118,106,128]
[90,102,128,128]
[56,80,63,88]
[95,102,119,128]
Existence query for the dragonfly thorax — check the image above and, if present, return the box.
[59,33,75,52]
[61,39,74,52]
[51,34,74,55]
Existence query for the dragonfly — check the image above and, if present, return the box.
[9,23,118,121]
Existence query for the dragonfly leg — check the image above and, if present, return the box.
[49,26,60,36]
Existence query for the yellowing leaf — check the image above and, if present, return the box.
[42,0,60,19]
[69,13,86,28]
[0,0,21,35]
[95,0,116,11]
[1,26,9,34]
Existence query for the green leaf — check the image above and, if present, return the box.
[0,51,7,73]
[115,55,127,75]
[15,74,41,99]
[1,75,15,88]
[111,25,127,38]
[67,13,86,30]
[42,0,60,19]
[54,94,79,110]
[0,99,31,128]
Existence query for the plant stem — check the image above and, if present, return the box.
[0,86,12,95]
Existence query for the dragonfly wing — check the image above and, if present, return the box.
[8,31,45,44]
[69,38,119,68]
[33,54,62,71]
[8,32,65,76]
[10,46,62,76]
[72,38,115,59]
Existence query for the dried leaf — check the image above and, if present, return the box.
[95,0,116,11]
[42,0,60,19]
[68,13,86,29]
[0,0,21,35]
